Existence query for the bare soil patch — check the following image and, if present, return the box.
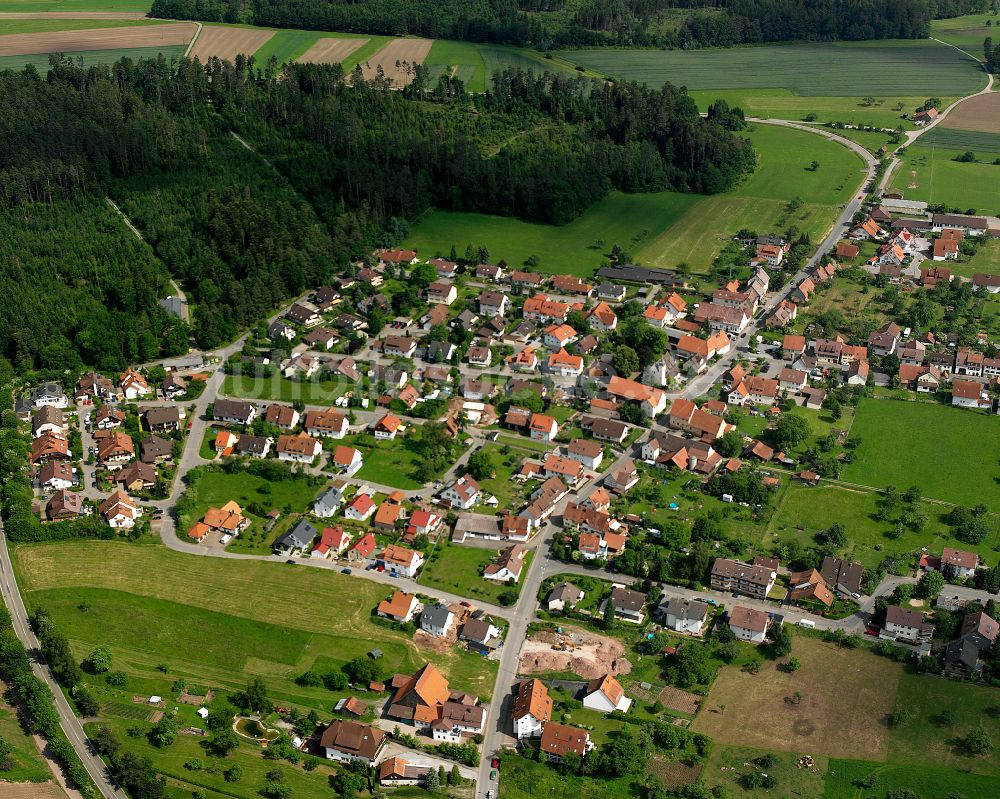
[189,26,274,63]
[655,685,702,715]
[518,627,631,679]
[941,92,1000,132]
[0,784,67,799]
[298,36,366,65]
[0,23,195,56]
[646,758,702,789]
[691,636,902,760]
[360,38,432,86]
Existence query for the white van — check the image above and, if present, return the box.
[797,619,816,629]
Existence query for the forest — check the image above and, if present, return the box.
[150,0,984,48]
[0,55,753,368]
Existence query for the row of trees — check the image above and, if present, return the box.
[151,0,945,49]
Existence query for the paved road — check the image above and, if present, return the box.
[0,520,127,799]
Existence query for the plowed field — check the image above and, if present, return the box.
[360,37,432,86]
[0,22,195,56]
[298,35,366,65]
[188,25,273,62]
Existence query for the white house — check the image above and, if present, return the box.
[529,413,559,442]
[314,484,348,518]
[582,674,631,714]
[512,679,553,739]
[881,606,932,643]
[275,432,322,464]
[442,475,481,510]
[345,493,376,521]
[419,604,455,638]
[728,606,770,644]
[379,545,425,578]
[661,597,711,635]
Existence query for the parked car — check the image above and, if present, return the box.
[341,568,352,575]
[491,758,499,769]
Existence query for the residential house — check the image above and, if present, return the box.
[467,346,492,367]
[303,326,340,350]
[345,493,376,521]
[694,302,750,335]
[727,375,780,407]
[380,545,424,578]
[420,604,455,638]
[382,336,417,358]
[913,107,938,125]
[143,406,180,433]
[442,475,481,510]
[476,263,504,281]
[264,404,301,431]
[790,278,816,304]
[120,368,150,399]
[32,406,66,438]
[522,294,570,324]
[512,679,552,739]
[881,606,933,643]
[38,461,74,491]
[314,483,348,517]
[140,435,174,464]
[921,266,952,286]
[377,591,421,623]
[548,348,584,377]
[605,459,639,494]
[585,417,630,444]
[479,291,510,318]
[642,353,680,388]
[320,720,386,765]
[710,558,776,599]
[788,569,834,607]
[728,606,771,644]
[287,301,322,327]
[954,349,985,377]
[304,408,349,439]
[98,431,135,469]
[676,331,731,363]
[387,663,451,728]
[425,340,456,363]
[378,758,431,788]
[606,376,667,417]
[332,445,363,475]
[213,399,256,426]
[582,673,631,714]
[951,379,989,409]
[850,218,884,241]
[275,519,317,554]
[46,489,83,521]
[405,509,442,539]
[566,438,603,470]
[32,383,68,409]
[432,700,485,742]
[820,557,864,596]
[276,432,322,464]
[539,723,593,762]
[939,547,979,581]
[372,413,402,440]
[778,367,808,392]
[460,618,503,652]
[94,405,125,430]
[661,597,711,635]
[426,281,458,305]
[373,501,404,531]
[587,302,617,331]
[235,435,271,459]
[596,282,627,302]
[945,612,1000,673]
[268,320,296,341]
[311,526,352,559]
[113,462,157,493]
[608,586,646,623]
[547,583,584,612]
[542,323,577,350]
[483,544,527,582]
[529,413,559,442]
[868,322,901,357]
[99,490,141,529]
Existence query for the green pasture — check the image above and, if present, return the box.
[563,40,986,96]
[0,43,185,72]
[843,398,1000,506]
[890,144,1000,212]
[931,12,1000,56]
[0,0,151,9]
[919,126,1000,154]
[0,17,162,32]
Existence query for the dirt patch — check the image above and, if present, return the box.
[178,689,214,706]
[0,784,68,799]
[189,25,274,63]
[655,685,702,715]
[691,636,902,760]
[298,36,366,65]
[940,92,1000,133]
[414,630,455,654]
[646,758,702,790]
[518,627,631,679]
[0,23,196,56]
[360,38,432,87]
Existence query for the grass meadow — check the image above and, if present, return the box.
[563,40,986,96]
[843,398,1000,506]
[931,12,1000,56]
[920,127,1000,154]
[890,144,1000,213]
[0,44,186,72]
[406,123,860,277]
[0,18,163,33]
[13,541,499,701]
[0,686,53,783]
[419,540,532,605]
[0,0,151,9]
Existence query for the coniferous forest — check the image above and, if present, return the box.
[150,0,973,49]
[0,55,754,370]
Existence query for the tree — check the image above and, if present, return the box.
[716,429,744,458]
[774,414,810,450]
[783,656,802,672]
[602,599,617,631]
[916,569,944,601]
[344,656,382,685]
[448,764,461,785]
[0,735,13,771]
[612,344,639,377]
[667,642,713,688]
[210,728,239,756]
[809,160,820,171]
[149,715,178,748]
[768,625,793,658]
[962,727,993,756]
[820,522,848,548]
[466,449,495,480]
[425,767,440,792]
[238,677,270,715]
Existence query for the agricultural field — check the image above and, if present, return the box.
[0,0,151,10]
[691,637,903,759]
[935,91,1000,135]
[824,759,999,799]
[293,34,366,66]
[919,127,1000,154]
[889,144,1000,212]
[0,19,193,56]
[843,398,1000,506]
[0,42,184,70]
[931,12,1000,56]
[563,40,986,97]
[12,541,498,701]
[189,24,272,62]
[0,16,160,32]
[407,123,860,277]
[424,38,487,92]
[359,37,432,86]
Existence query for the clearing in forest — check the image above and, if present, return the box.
[0,21,194,56]
[297,35,367,65]
[360,37,432,86]
[188,24,273,63]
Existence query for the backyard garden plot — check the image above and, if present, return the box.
[0,20,193,55]
[691,637,902,760]
[843,398,1000,506]
[359,37,432,86]
[188,24,273,62]
[563,40,986,96]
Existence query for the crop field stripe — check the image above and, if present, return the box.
[0,21,195,56]
[0,43,185,71]
[0,18,164,32]
[295,35,366,66]
[251,29,323,65]
[919,127,1000,154]
[360,37,433,87]
[188,24,273,62]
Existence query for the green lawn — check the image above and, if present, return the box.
[222,373,354,403]
[405,189,700,277]
[767,482,1000,569]
[14,541,499,702]
[563,40,986,96]
[824,759,998,799]
[889,145,1000,214]
[419,540,532,605]
[0,44,187,72]
[705,746,826,799]
[954,237,1000,278]
[498,751,640,799]
[345,432,466,490]
[177,469,321,546]
[407,123,860,278]
[473,443,532,513]
[843,398,1000,506]
[0,688,53,783]
[634,123,863,274]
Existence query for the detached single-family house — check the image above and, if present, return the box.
[379,545,424,578]
[582,674,631,713]
[442,475,481,510]
[607,586,646,624]
[483,544,527,582]
[547,582,584,612]
[661,597,711,635]
[311,526,352,559]
[377,591,421,623]
[420,604,455,638]
[320,720,386,765]
[881,606,933,643]
[539,723,593,762]
[728,606,771,644]
[426,281,458,306]
[529,413,559,442]
[345,493,376,521]
[99,490,141,529]
[372,413,402,440]
[512,679,553,739]
[213,399,256,426]
[275,519,317,554]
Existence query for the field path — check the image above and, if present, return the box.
[0,23,196,56]
[0,11,148,19]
